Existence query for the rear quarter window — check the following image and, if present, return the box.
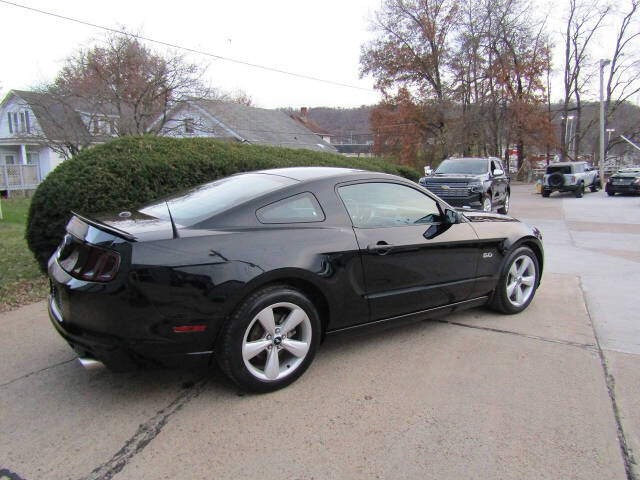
[256,192,325,224]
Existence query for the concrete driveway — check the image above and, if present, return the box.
[1,184,638,480]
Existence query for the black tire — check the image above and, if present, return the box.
[216,285,321,393]
[497,192,510,214]
[607,190,615,196]
[489,246,540,314]
[590,177,599,192]
[575,182,584,198]
[541,189,550,197]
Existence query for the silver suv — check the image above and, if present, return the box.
[542,162,600,198]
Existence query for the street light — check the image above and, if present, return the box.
[606,128,615,143]
[599,58,611,186]
[563,115,574,159]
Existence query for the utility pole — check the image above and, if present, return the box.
[599,59,611,186]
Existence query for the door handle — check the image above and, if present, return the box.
[368,242,394,255]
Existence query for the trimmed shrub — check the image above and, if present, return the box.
[27,136,419,271]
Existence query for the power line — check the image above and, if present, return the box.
[0,0,376,93]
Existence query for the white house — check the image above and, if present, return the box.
[0,90,118,194]
[0,90,66,193]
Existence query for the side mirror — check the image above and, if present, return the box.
[424,208,457,240]
[493,168,504,176]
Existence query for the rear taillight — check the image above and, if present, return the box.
[58,240,120,282]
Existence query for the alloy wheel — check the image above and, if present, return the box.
[505,255,536,307]
[241,302,312,381]
[483,196,492,212]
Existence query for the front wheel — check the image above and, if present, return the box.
[590,178,599,192]
[489,246,540,314]
[497,193,510,214]
[607,189,615,196]
[575,182,584,198]
[216,285,321,393]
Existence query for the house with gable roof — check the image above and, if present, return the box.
[160,100,338,153]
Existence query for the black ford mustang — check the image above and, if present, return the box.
[48,167,543,392]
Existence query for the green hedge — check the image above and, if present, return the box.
[27,136,419,271]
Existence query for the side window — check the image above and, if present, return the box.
[256,192,325,224]
[338,182,441,228]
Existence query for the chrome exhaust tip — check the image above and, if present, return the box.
[78,357,105,371]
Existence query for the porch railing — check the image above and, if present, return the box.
[1,163,41,193]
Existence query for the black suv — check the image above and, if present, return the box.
[419,157,510,213]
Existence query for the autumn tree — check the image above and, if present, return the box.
[360,0,459,165]
[486,0,554,170]
[361,0,554,168]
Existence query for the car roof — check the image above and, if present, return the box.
[253,166,384,182]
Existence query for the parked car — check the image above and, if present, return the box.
[48,167,543,392]
[606,169,640,196]
[542,161,599,197]
[419,157,510,213]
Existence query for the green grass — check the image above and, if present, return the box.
[0,197,48,311]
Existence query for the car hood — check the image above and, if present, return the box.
[458,209,517,223]
[611,173,640,179]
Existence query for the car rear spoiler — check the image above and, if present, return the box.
[70,211,137,242]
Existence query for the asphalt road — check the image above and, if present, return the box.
[1,184,639,480]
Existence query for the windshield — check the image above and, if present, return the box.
[140,173,297,227]
[434,159,488,175]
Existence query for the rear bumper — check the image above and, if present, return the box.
[48,293,142,370]
[48,294,212,370]
[543,183,581,192]
[47,254,215,370]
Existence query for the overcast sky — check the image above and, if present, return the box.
[0,0,636,109]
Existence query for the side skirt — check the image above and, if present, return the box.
[325,296,490,336]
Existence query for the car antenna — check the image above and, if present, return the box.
[165,201,180,239]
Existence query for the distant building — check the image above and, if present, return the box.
[289,107,374,157]
[289,107,333,144]
[161,101,337,153]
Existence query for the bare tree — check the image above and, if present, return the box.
[603,0,640,155]
[18,32,255,157]
[51,32,211,137]
[559,0,610,160]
